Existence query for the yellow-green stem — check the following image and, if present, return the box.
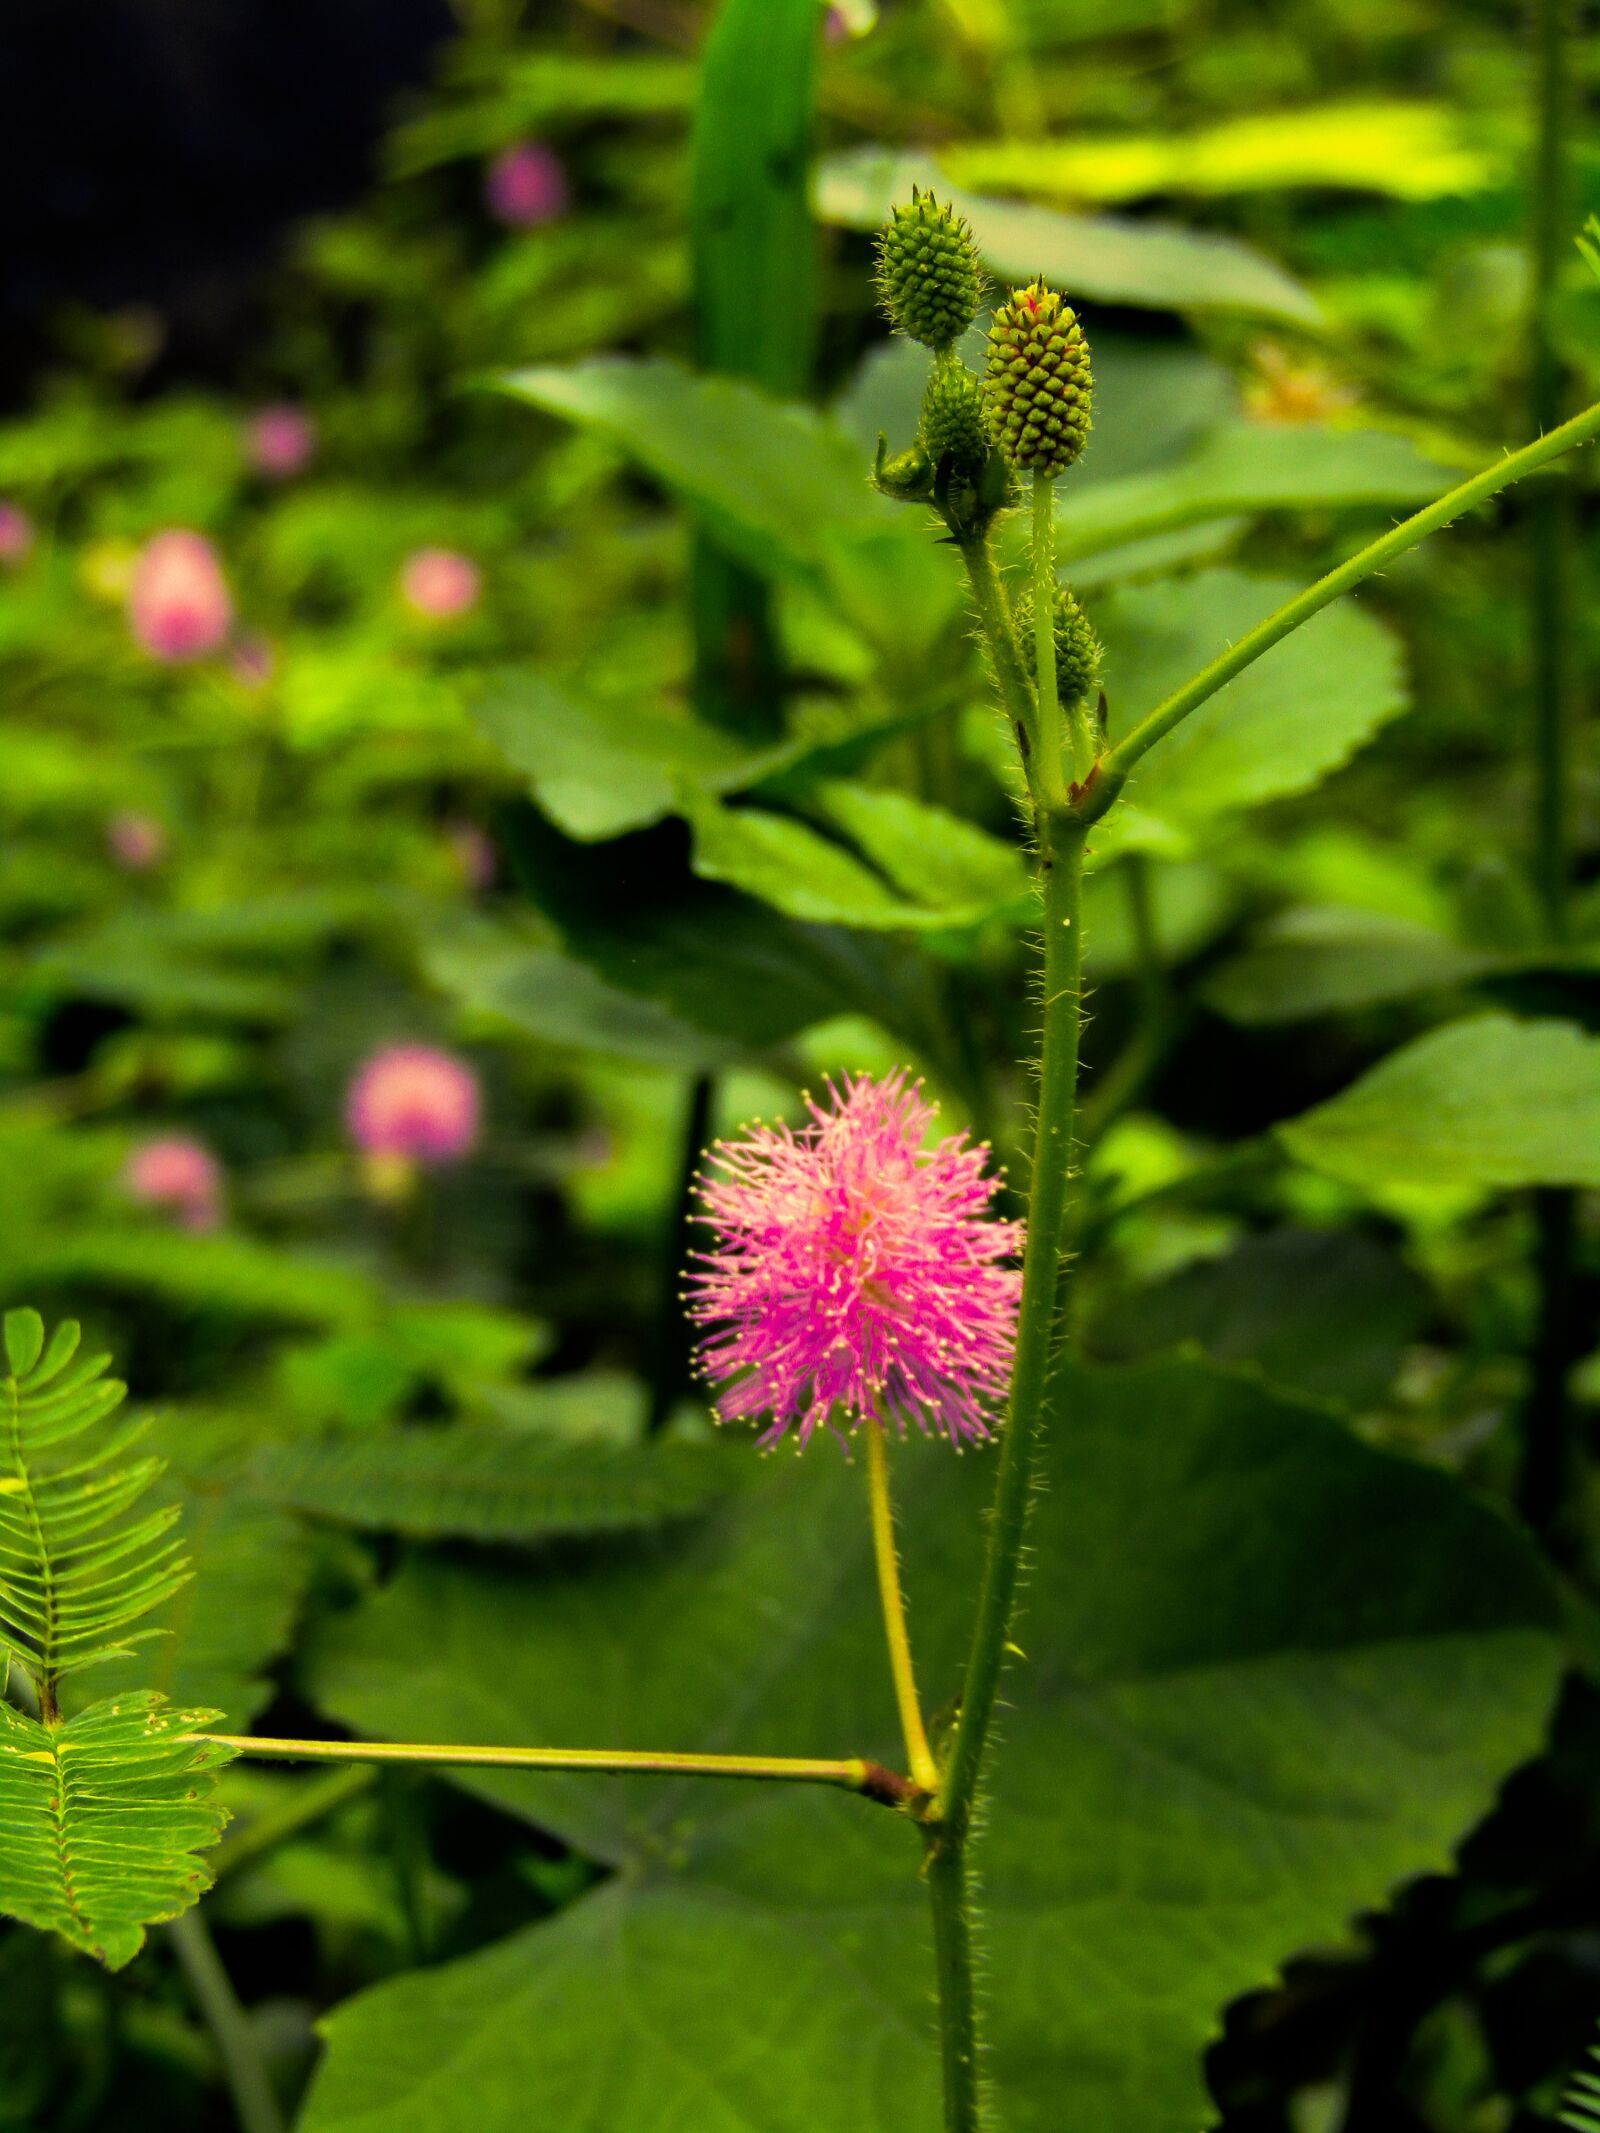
[863,1413,941,1795]
[206,1733,921,1809]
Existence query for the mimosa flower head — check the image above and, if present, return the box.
[124,1135,223,1232]
[247,403,317,479]
[345,1043,481,1166]
[688,1073,1022,1450]
[127,529,233,662]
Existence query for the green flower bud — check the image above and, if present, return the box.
[984,280,1092,477]
[1015,584,1102,707]
[920,361,989,481]
[877,189,982,352]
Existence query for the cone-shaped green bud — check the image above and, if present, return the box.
[1016,584,1102,706]
[920,360,989,481]
[984,280,1092,477]
[876,189,982,352]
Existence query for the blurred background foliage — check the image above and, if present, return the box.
[1,0,1599,2128]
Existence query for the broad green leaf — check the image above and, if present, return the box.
[1279,1014,1600,1190]
[305,1359,1559,2133]
[1089,1226,1430,1406]
[811,782,1029,918]
[1097,569,1409,822]
[1059,422,1458,563]
[685,788,1023,932]
[817,149,1321,323]
[946,103,1498,204]
[423,913,738,1069]
[495,358,890,598]
[1206,907,1497,1024]
[501,808,955,1071]
[0,1693,234,1968]
[470,670,793,841]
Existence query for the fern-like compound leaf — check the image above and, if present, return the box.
[0,1690,235,1968]
[0,1308,188,1708]
[1562,2035,1600,2131]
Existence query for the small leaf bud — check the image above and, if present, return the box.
[920,361,989,482]
[1016,584,1103,707]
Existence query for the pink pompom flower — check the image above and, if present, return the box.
[689,1073,1022,1450]
[124,1135,224,1232]
[485,141,569,229]
[247,402,317,479]
[127,529,233,662]
[106,811,167,872]
[400,547,480,620]
[0,502,34,564]
[346,1044,481,1166]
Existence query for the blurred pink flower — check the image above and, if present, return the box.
[0,502,34,564]
[124,1134,224,1232]
[346,1044,481,1165]
[689,1073,1022,1449]
[400,547,480,620]
[128,530,233,662]
[247,402,317,479]
[106,811,167,872]
[447,820,497,892]
[485,141,569,229]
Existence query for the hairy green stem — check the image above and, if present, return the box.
[959,529,1037,781]
[1031,473,1070,806]
[207,1733,922,1809]
[169,1909,285,2133]
[941,812,1086,1834]
[1087,395,1600,817]
[925,1826,983,2133]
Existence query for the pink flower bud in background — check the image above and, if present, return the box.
[128,530,233,662]
[246,402,317,480]
[346,1044,481,1166]
[124,1134,224,1232]
[446,820,497,893]
[106,811,168,872]
[0,502,34,564]
[485,141,569,229]
[400,547,480,620]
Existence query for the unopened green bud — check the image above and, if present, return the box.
[1016,584,1102,706]
[984,280,1092,477]
[920,361,989,481]
[873,433,936,504]
[877,189,982,352]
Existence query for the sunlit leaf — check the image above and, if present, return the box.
[945,103,1499,204]
[817,149,1321,322]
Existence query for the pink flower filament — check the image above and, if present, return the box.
[125,1135,224,1232]
[346,1044,481,1165]
[689,1073,1022,1449]
[127,529,233,662]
